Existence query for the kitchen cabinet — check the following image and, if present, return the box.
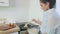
[0,0,9,6]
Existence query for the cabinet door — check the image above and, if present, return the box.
[0,0,9,6]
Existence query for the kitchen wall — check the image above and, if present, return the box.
[29,0,43,21]
[56,0,60,16]
[0,0,30,23]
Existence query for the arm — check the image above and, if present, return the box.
[32,19,49,34]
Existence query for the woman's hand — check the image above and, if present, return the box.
[43,33,47,34]
[32,19,41,25]
[32,19,38,23]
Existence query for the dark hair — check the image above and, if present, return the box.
[40,0,56,9]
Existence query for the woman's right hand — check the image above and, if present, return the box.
[32,19,41,25]
[32,19,38,23]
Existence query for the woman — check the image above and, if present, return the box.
[32,0,60,34]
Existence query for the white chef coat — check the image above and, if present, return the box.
[40,8,60,34]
